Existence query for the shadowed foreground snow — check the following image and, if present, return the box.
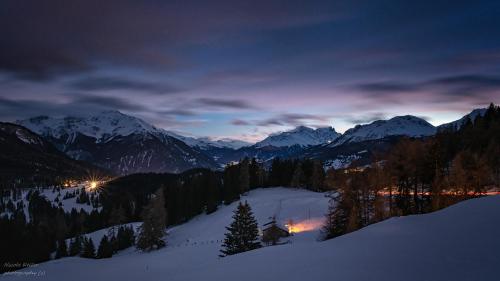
[2,188,499,281]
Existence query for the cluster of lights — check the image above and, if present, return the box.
[86,175,107,191]
[61,176,107,191]
[89,181,98,189]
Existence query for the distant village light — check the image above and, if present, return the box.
[89,181,98,189]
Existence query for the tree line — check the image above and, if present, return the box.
[322,103,500,239]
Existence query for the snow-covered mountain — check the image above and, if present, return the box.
[167,133,251,150]
[17,111,218,174]
[330,115,436,147]
[256,126,340,148]
[438,108,487,131]
[17,110,165,143]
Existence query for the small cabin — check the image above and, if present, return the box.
[261,220,290,245]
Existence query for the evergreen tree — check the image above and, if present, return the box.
[205,173,219,214]
[81,237,96,258]
[223,164,241,204]
[97,235,113,258]
[322,193,350,240]
[117,225,135,250]
[291,164,305,188]
[249,158,264,188]
[69,236,82,256]
[110,234,118,253]
[239,158,250,194]
[55,239,68,259]
[108,205,126,238]
[220,201,261,256]
[136,188,167,251]
[310,160,325,191]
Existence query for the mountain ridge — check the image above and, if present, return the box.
[17,111,218,174]
[329,115,436,147]
[255,125,341,148]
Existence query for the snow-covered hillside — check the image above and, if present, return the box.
[0,185,100,221]
[3,188,499,281]
[331,115,436,147]
[256,126,340,148]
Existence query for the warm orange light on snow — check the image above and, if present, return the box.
[285,219,323,234]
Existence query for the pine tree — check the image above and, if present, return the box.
[239,158,250,194]
[322,193,350,240]
[69,235,82,256]
[291,164,305,188]
[220,201,261,256]
[117,225,135,250]
[310,160,325,191]
[97,235,113,258]
[110,234,118,253]
[55,239,68,259]
[136,188,167,251]
[81,237,96,258]
[108,205,126,238]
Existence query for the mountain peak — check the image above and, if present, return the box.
[17,111,160,142]
[331,115,436,146]
[290,125,313,132]
[256,125,340,148]
[437,108,487,131]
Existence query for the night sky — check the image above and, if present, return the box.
[1,0,499,141]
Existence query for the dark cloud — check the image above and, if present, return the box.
[231,119,251,126]
[431,75,500,89]
[196,98,257,110]
[72,95,148,111]
[355,82,421,93]
[256,113,330,127]
[0,95,204,129]
[0,0,343,81]
[345,112,387,124]
[0,97,86,120]
[68,76,179,94]
[0,49,92,81]
[354,74,500,105]
[0,95,147,121]
[160,109,198,117]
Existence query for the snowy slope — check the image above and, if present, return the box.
[0,185,100,221]
[438,108,487,131]
[3,189,499,281]
[256,126,340,148]
[331,115,436,146]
